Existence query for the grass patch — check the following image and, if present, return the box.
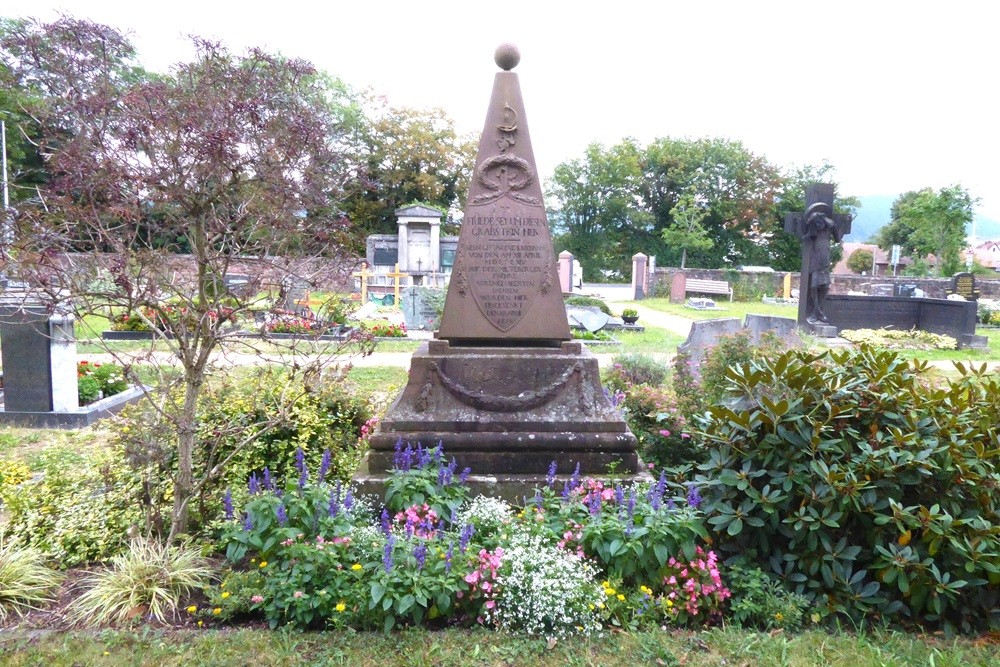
[638,297,799,321]
[613,327,685,355]
[0,627,997,666]
[346,366,408,397]
[0,427,109,466]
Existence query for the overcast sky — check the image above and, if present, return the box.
[9,1,1000,221]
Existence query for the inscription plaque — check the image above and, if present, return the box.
[948,272,979,300]
[438,49,570,342]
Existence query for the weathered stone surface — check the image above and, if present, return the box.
[743,314,801,347]
[366,341,638,475]
[437,58,570,343]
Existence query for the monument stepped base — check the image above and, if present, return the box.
[358,340,640,491]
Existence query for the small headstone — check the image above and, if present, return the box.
[948,272,980,300]
[565,306,610,333]
[670,273,686,304]
[677,318,743,357]
[401,286,445,331]
[687,297,717,310]
[871,284,894,297]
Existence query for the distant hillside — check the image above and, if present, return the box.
[845,195,1000,243]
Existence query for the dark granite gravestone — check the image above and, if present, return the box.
[947,272,980,300]
[356,45,640,497]
[784,184,852,336]
[871,284,895,297]
[822,295,987,349]
[0,292,143,427]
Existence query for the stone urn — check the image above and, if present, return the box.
[622,310,639,325]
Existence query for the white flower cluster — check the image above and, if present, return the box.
[457,495,513,535]
[486,533,603,640]
[349,524,386,551]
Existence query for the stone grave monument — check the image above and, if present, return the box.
[356,45,640,497]
[784,183,852,336]
[0,291,141,427]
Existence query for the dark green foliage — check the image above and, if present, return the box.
[622,385,702,469]
[604,353,669,392]
[724,559,809,630]
[696,346,1000,632]
[564,296,614,317]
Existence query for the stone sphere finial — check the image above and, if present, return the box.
[494,43,520,71]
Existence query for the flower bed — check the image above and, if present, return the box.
[77,361,129,406]
[211,445,725,637]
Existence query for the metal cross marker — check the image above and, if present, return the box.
[784,183,852,327]
[384,263,409,308]
[351,262,374,303]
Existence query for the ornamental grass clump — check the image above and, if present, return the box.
[70,537,214,625]
[485,533,603,640]
[0,533,64,622]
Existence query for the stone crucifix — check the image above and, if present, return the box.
[784,183,852,328]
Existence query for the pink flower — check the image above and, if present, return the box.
[485,600,496,610]
[465,572,480,584]
[681,433,691,439]
[647,462,655,470]
[659,429,671,437]
[293,591,304,598]
[251,595,264,604]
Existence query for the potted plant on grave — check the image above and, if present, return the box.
[621,308,639,325]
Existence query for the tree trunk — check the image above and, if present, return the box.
[168,371,202,541]
[680,248,687,270]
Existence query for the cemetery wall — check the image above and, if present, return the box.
[651,268,1000,300]
[60,253,357,291]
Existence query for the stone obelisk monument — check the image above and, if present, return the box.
[356,45,639,496]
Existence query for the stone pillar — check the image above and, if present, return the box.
[558,250,574,293]
[397,220,409,273]
[631,253,648,300]
[429,219,441,272]
[670,272,687,304]
[783,273,792,299]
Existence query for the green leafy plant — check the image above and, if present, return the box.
[696,346,1000,632]
[839,328,957,350]
[572,329,613,341]
[78,360,129,405]
[0,533,64,622]
[724,560,809,631]
[70,537,214,625]
[603,353,669,392]
[622,308,638,318]
[621,385,701,469]
[0,450,143,566]
[384,442,470,519]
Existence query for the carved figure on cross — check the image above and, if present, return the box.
[784,183,851,326]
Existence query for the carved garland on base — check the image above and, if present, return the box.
[420,361,584,413]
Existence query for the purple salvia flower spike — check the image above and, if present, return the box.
[223,488,234,520]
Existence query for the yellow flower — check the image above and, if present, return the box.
[775,612,784,621]
[259,561,268,568]
[351,563,363,571]
[221,591,230,599]
[640,585,653,596]
[602,581,610,588]
[335,602,346,613]
[604,587,616,596]
[617,594,625,601]
[186,605,197,614]
[665,599,673,607]
[197,620,204,627]
[213,607,222,615]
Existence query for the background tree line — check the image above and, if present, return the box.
[545,137,859,281]
[0,16,477,257]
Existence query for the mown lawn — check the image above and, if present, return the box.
[0,627,996,667]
